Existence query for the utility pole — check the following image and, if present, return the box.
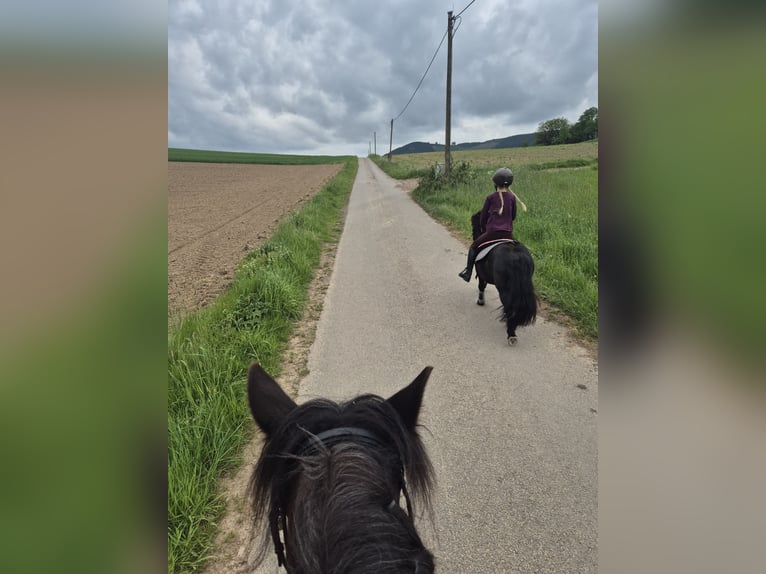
[445,10,454,176]
[374,131,377,155]
[388,118,393,160]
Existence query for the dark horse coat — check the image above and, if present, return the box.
[471,211,537,343]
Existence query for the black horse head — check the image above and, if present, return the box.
[247,364,435,573]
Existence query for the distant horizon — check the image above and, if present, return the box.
[168,129,541,157]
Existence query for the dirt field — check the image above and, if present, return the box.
[168,162,343,319]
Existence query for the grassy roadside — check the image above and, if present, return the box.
[168,158,357,573]
[371,145,598,340]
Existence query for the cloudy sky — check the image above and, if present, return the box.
[168,0,597,157]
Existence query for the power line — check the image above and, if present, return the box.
[452,15,463,36]
[455,0,477,18]
[393,29,448,121]
[388,3,477,160]
[392,3,475,121]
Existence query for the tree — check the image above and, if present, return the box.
[536,117,571,146]
[570,107,598,142]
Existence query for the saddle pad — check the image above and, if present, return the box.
[476,239,516,262]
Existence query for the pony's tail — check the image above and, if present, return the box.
[498,246,537,328]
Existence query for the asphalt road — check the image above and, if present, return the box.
[297,158,598,573]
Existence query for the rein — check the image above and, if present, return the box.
[298,426,384,454]
[270,426,412,570]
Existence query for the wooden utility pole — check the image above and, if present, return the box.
[374,131,377,155]
[388,118,393,160]
[445,10,454,176]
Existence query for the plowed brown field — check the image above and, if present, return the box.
[168,162,343,318]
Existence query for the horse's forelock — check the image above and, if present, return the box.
[289,444,433,572]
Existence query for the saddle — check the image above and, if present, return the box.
[475,238,517,262]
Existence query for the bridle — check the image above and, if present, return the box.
[269,426,414,570]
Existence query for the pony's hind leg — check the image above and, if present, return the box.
[477,279,487,306]
[507,322,518,345]
[501,295,518,345]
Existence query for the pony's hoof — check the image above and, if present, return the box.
[476,295,485,306]
[507,336,518,346]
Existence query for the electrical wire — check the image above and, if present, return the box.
[390,2,476,125]
[453,15,462,36]
[393,29,448,121]
[455,0,477,18]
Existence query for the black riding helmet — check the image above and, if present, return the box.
[492,167,514,188]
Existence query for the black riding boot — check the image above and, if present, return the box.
[458,247,477,282]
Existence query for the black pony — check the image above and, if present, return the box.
[470,211,537,345]
[246,363,435,573]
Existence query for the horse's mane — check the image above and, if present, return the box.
[249,395,435,572]
[471,211,482,241]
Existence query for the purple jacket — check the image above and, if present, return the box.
[479,191,517,234]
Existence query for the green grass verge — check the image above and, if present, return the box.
[169,147,352,165]
[366,154,432,179]
[517,167,598,338]
[168,158,357,574]
[373,147,598,339]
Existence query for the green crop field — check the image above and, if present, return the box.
[373,140,598,173]
[169,147,352,165]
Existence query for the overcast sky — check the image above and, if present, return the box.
[168,0,597,157]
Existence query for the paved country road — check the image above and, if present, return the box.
[254,157,597,573]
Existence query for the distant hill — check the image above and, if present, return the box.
[390,132,537,155]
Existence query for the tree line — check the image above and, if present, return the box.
[535,107,598,146]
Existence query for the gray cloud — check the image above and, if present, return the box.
[169,0,597,156]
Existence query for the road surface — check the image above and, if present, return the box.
[283,157,597,572]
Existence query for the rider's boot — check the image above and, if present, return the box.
[458,247,477,282]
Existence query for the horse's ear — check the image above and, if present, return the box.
[387,366,432,431]
[247,363,297,437]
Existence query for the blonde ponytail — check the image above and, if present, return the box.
[497,188,527,214]
[511,189,527,212]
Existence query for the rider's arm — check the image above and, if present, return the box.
[480,196,491,231]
